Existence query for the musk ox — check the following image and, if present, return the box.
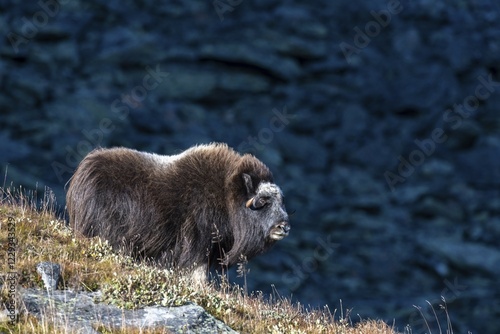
[66,143,290,279]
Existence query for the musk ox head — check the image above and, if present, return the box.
[218,166,290,267]
[243,174,290,241]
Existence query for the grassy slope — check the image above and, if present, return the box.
[0,188,400,334]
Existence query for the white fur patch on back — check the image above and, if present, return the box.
[145,151,186,165]
[145,143,217,166]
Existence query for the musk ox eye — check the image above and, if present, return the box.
[255,197,269,208]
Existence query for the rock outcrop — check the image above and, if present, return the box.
[21,289,237,334]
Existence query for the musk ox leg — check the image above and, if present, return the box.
[190,264,208,286]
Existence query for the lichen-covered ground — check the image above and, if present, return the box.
[0,189,400,333]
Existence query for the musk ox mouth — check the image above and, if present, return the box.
[269,222,290,241]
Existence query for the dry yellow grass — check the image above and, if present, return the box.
[0,187,402,334]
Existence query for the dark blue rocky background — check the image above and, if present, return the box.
[1,0,499,332]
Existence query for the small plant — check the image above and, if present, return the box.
[412,297,457,334]
[236,254,250,294]
[101,265,198,309]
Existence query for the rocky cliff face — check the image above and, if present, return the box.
[1,0,499,332]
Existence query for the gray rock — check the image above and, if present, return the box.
[273,6,328,38]
[418,237,500,277]
[98,27,162,65]
[36,262,61,292]
[218,72,270,93]
[269,34,328,59]
[456,146,500,187]
[0,134,32,162]
[420,159,455,177]
[340,104,369,138]
[199,44,302,80]
[21,288,238,334]
[444,120,482,149]
[5,67,49,107]
[276,135,329,171]
[391,185,429,204]
[388,63,459,112]
[159,70,216,100]
[413,196,464,221]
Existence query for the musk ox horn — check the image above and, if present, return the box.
[245,196,268,210]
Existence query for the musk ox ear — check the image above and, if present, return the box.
[242,173,254,195]
[243,173,266,210]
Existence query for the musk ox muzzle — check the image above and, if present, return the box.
[270,221,290,240]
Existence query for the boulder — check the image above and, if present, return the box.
[21,288,237,334]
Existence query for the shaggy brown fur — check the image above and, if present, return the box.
[66,143,290,278]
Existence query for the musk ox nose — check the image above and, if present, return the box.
[281,223,290,234]
[270,221,290,241]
